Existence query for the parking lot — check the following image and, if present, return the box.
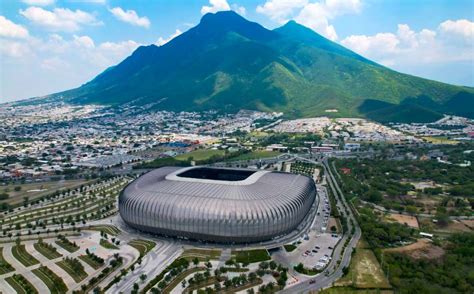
[296,232,341,269]
[284,184,341,270]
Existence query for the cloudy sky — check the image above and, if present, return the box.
[0,0,473,103]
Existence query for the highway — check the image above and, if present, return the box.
[279,155,361,293]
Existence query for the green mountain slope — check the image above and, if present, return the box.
[49,11,474,121]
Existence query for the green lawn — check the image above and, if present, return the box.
[175,149,225,161]
[0,179,91,206]
[227,150,281,161]
[57,258,88,283]
[232,249,270,264]
[100,238,119,250]
[5,274,38,294]
[181,248,222,261]
[0,247,15,274]
[284,244,297,252]
[128,239,156,257]
[79,254,104,270]
[11,245,39,267]
[87,225,121,236]
[55,239,79,253]
[32,266,68,294]
[34,242,62,260]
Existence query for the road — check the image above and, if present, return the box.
[279,155,361,293]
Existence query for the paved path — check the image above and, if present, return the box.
[23,242,77,289]
[107,241,182,293]
[1,243,50,293]
[279,156,361,293]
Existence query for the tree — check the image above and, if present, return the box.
[140,274,147,283]
[192,257,199,266]
[342,266,349,276]
[133,283,139,291]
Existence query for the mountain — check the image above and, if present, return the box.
[48,11,473,122]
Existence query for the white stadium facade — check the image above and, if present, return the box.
[119,166,317,243]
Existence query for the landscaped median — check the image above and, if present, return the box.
[34,239,62,259]
[32,265,68,293]
[141,258,191,293]
[11,243,39,267]
[5,273,38,294]
[55,234,79,253]
[0,246,15,274]
[56,257,88,283]
[128,239,156,257]
[86,225,121,236]
[79,250,104,270]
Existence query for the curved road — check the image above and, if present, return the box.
[279,155,361,293]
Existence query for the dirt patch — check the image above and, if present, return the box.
[385,213,419,228]
[436,220,472,233]
[328,217,341,233]
[385,239,444,260]
[461,219,474,229]
[336,239,391,289]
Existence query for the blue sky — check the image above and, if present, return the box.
[1,0,473,102]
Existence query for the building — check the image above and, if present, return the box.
[119,166,317,243]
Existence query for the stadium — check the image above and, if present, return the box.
[119,166,317,243]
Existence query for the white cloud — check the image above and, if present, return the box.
[256,0,308,23]
[231,4,246,16]
[156,29,182,46]
[0,16,29,39]
[109,7,150,28]
[295,2,338,40]
[73,35,95,48]
[439,19,474,39]
[201,0,231,14]
[21,0,55,6]
[341,20,472,68]
[341,32,399,59]
[1,32,141,101]
[41,57,69,70]
[20,6,101,32]
[256,0,361,41]
[0,39,32,57]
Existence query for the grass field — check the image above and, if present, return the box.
[226,150,281,161]
[181,248,222,261]
[32,266,68,294]
[55,238,79,253]
[87,225,121,236]
[128,239,156,257]
[336,239,391,289]
[11,245,39,267]
[283,244,297,252]
[0,247,15,274]
[175,149,225,161]
[0,179,91,206]
[5,274,38,294]
[232,249,270,264]
[57,258,88,282]
[422,136,459,145]
[78,254,103,270]
[321,287,393,294]
[34,242,62,260]
[100,238,119,249]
